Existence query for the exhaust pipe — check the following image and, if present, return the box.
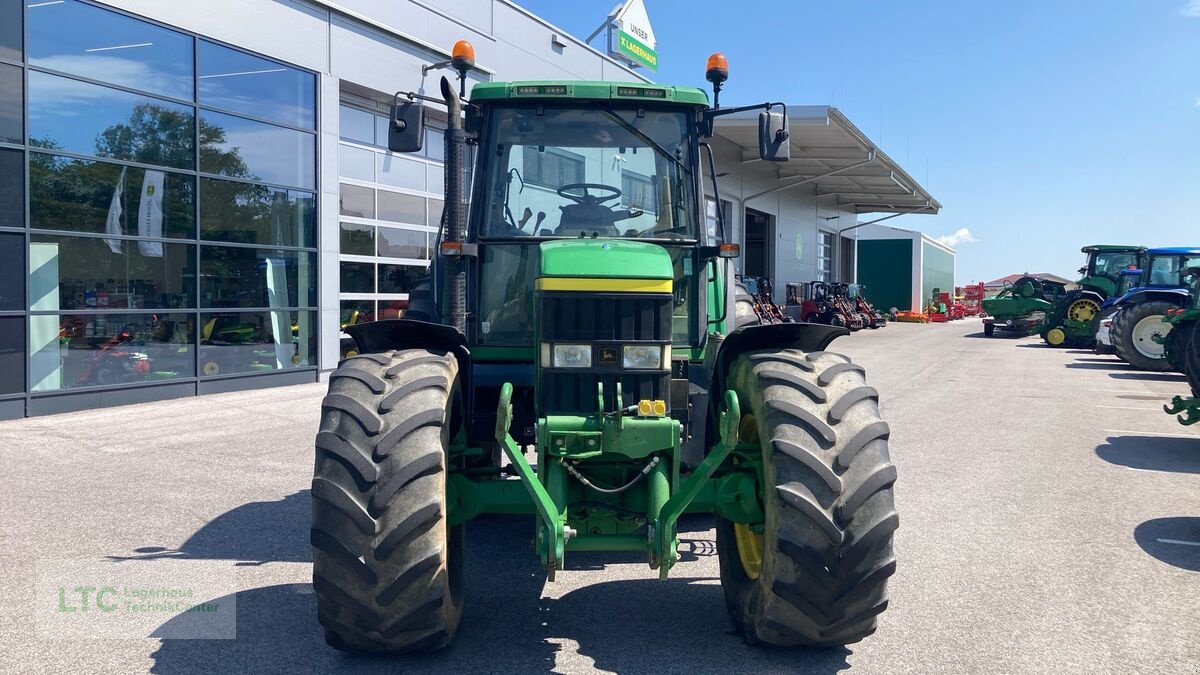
[441,76,468,334]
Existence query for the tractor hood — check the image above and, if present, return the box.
[538,239,673,280]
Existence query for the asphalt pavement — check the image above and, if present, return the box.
[1,319,1197,674]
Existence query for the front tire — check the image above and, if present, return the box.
[717,349,898,647]
[311,349,464,653]
[1112,301,1176,372]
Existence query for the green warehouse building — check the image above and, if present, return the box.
[854,224,955,312]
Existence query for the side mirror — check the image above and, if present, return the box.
[387,98,425,153]
[758,110,789,162]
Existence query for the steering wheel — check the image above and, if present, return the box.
[557,183,622,205]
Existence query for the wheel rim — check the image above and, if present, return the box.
[733,522,763,580]
[1046,327,1067,345]
[733,412,765,580]
[1067,299,1099,323]
[1131,315,1170,359]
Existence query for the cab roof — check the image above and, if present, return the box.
[1147,247,1200,255]
[1081,244,1145,253]
[470,81,709,107]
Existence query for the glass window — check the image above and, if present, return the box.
[200,178,315,247]
[376,153,425,190]
[0,317,23,395]
[0,63,21,144]
[378,263,427,294]
[479,245,536,345]
[30,153,195,238]
[30,234,195,310]
[340,222,374,256]
[339,144,375,182]
[339,261,373,294]
[427,163,444,195]
[339,184,374,219]
[200,246,316,308]
[199,310,315,376]
[340,300,374,325]
[375,114,390,149]
[199,40,315,129]
[0,232,24,311]
[622,172,656,212]
[0,0,20,62]
[0,148,23,229]
[817,231,834,282]
[523,148,584,190]
[377,227,427,260]
[27,0,194,100]
[340,105,375,145]
[377,190,425,225]
[425,128,445,161]
[200,110,315,189]
[379,299,408,320]
[29,72,196,169]
[29,312,194,390]
[429,198,444,227]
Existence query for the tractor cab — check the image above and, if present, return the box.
[1078,245,1147,297]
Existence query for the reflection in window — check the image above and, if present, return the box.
[339,144,375,182]
[27,0,194,100]
[200,246,315,308]
[340,300,374,325]
[340,105,375,144]
[0,63,22,144]
[28,312,195,390]
[377,227,428,260]
[30,234,195,310]
[199,40,315,129]
[30,153,195,238]
[0,317,23,395]
[524,148,584,189]
[0,149,23,229]
[200,110,315,189]
[199,310,315,376]
[378,190,425,225]
[29,72,196,169]
[340,223,374,256]
[340,261,374,294]
[622,172,656,212]
[376,153,425,190]
[0,233,24,311]
[200,178,315,247]
[0,0,20,62]
[378,264,427,294]
[339,183,374,218]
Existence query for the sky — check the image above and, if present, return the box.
[511,0,1200,282]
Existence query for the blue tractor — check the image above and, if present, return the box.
[1109,247,1200,371]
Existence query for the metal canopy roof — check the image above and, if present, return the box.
[713,105,941,216]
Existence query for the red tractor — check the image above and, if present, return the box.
[846,283,887,328]
[789,281,863,329]
[737,276,791,324]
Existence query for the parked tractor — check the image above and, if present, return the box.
[788,280,859,328]
[980,276,1064,337]
[1092,266,1146,355]
[1163,266,1200,425]
[313,48,899,654]
[737,275,792,324]
[847,283,887,328]
[1040,245,1145,348]
[1109,247,1199,371]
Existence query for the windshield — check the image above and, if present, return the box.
[479,106,696,240]
[1089,251,1138,279]
[1147,254,1200,286]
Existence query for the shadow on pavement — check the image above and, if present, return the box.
[1094,436,1200,474]
[110,490,311,565]
[148,513,850,673]
[1065,362,1133,371]
[1134,517,1200,572]
[1108,372,1188,383]
[964,332,1028,340]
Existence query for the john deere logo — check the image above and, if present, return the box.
[599,348,617,366]
[146,185,155,196]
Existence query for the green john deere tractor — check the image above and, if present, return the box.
[312,48,898,653]
[1163,266,1200,425]
[981,275,1063,337]
[1039,245,1145,347]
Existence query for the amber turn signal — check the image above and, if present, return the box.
[718,243,740,258]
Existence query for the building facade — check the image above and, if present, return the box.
[0,0,937,420]
[854,224,955,312]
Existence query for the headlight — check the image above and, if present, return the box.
[552,344,592,368]
[623,345,663,369]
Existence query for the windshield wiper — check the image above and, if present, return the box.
[594,104,689,176]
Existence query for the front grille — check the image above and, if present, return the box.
[539,292,671,415]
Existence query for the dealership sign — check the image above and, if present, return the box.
[610,0,657,71]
